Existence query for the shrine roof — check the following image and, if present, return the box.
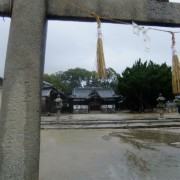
[42,81,66,98]
[69,87,121,99]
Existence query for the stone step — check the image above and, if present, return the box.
[41,118,180,129]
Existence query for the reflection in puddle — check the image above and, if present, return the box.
[125,150,150,173]
[109,129,180,180]
[101,134,111,140]
[40,129,180,180]
[110,132,156,150]
[110,129,180,148]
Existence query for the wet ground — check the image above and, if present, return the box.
[41,112,180,129]
[39,128,180,180]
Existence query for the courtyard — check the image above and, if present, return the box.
[39,112,180,180]
[40,127,180,180]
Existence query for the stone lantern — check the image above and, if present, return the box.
[54,94,63,121]
[174,95,180,114]
[157,93,166,118]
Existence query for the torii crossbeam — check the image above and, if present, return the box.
[0,0,180,179]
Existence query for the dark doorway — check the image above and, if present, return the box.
[89,97,101,110]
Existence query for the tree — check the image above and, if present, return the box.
[117,59,173,112]
[100,68,120,91]
[43,67,120,95]
[84,68,120,90]
[61,68,92,94]
[43,73,69,93]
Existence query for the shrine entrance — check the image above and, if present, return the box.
[0,0,180,179]
[89,97,101,110]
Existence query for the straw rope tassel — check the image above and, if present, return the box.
[96,16,107,79]
[171,33,180,95]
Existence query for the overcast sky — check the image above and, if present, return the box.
[0,0,180,77]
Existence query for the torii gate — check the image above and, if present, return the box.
[0,0,180,179]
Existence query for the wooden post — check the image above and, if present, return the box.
[0,0,47,179]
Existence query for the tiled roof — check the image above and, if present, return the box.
[42,89,52,97]
[43,81,53,89]
[72,88,92,98]
[42,81,66,98]
[96,89,115,98]
[70,87,120,99]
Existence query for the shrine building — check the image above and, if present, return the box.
[69,87,122,113]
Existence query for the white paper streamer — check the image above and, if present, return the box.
[142,28,150,52]
[132,22,140,35]
[98,27,102,39]
[132,21,150,52]
[172,46,177,56]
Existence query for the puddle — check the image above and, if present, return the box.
[40,129,180,180]
[101,134,111,140]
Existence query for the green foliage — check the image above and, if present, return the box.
[100,68,120,90]
[43,60,173,111]
[43,67,120,95]
[117,59,173,112]
[43,73,69,93]
[61,68,92,94]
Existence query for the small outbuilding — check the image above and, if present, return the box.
[42,81,66,114]
[69,87,121,113]
[0,79,66,113]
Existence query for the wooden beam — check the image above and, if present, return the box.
[47,0,180,27]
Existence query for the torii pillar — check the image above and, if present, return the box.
[0,0,180,179]
[0,0,47,179]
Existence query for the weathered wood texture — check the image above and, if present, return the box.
[0,0,180,26]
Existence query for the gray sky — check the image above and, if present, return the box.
[0,0,180,77]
